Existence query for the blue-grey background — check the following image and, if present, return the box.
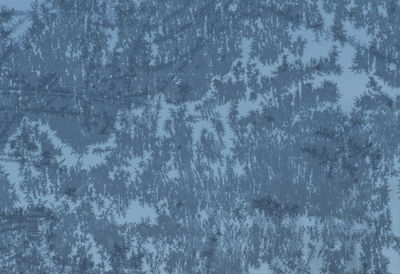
[1,0,400,273]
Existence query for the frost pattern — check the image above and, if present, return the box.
[1,0,400,273]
